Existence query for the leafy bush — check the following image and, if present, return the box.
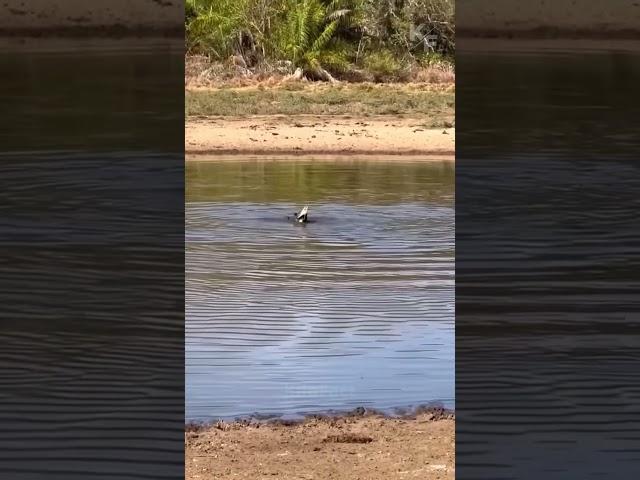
[185,0,250,59]
[415,51,452,68]
[268,0,356,79]
[184,0,455,81]
[363,50,406,82]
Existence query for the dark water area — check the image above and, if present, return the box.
[0,40,182,153]
[456,45,640,479]
[186,160,454,420]
[0,41,184,478]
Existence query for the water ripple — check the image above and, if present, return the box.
[186,163,454,420]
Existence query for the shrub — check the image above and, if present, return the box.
[363,50,406,82]
[185,0,250,59]
[184,0,456,83]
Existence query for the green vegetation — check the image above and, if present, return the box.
[185,0,454,82]
[186,83,454,119]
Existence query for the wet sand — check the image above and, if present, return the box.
[185,411,454,480]
[185,116,455,159]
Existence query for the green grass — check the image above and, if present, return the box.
[186,84,455,119]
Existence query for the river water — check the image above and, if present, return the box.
[456,43,640,479]
[1,40,184,479]
[186,159,454,420]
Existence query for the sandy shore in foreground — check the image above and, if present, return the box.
[186,116,455,159]
[186,412,454,480]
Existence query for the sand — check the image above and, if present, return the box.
[185,411,454,480]
[185,116,455,159]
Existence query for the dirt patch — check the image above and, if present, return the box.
[186,115,455,158]
[185,412,454,480]
[323,433,374,444]
[185,74,454,158]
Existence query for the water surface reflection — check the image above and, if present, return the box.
[186,160,454,420]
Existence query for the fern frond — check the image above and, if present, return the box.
[310,20,339,55]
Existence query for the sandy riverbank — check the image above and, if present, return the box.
[186,116,455,159]
[185,410,454,480]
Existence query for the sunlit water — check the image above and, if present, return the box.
[186,160,454,420]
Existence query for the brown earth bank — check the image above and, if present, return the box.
[185,55,455,89]
[185,116,455,159]
[185,410,454,480]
